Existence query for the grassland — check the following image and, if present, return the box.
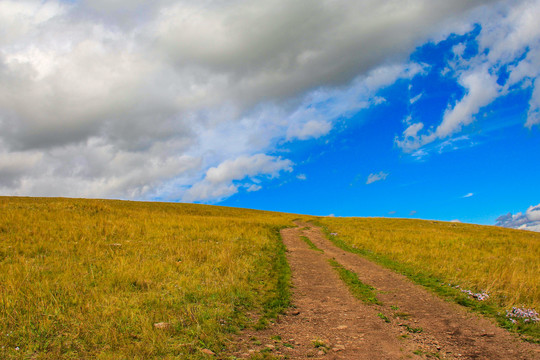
[1,197,539,358]
[0,197,298,359]
[317,217,540,339]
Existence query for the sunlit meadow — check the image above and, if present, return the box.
[1,197,539,359]
[0,197,297,359]
[318,217,540,338]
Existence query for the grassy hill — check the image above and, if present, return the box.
[0,197,299,359]
[317,217,540,340]
[0,197,538,358]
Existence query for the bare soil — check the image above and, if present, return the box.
[226,223,539,359]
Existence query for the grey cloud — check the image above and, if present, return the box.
[496,204,540,232]
[0,138,202,200]
[152,0,500,109]
[0,150,42,187]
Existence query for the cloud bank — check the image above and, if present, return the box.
[496,203,540,232]
[0,0,500,201]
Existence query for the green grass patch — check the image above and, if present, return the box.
[401,324,423,333]
[377,312,390,323]
[413,349,439,358]
[300,235,323,252]
[255,228,292,330]
[311,339,330,351]
[328,259,381,305]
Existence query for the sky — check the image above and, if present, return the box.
[0,0,539,231]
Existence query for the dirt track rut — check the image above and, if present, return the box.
[228,224,539,359]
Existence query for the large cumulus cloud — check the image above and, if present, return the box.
[0,0,499,201]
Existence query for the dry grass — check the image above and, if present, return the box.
[2,196,539,356]
[318,217,540,311]
[0,197,297,359]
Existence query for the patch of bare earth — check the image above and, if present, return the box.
[226,224,539,359]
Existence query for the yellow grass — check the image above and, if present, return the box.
[2,197,539,357]
[318,217,540,311]
[0,197,297,359]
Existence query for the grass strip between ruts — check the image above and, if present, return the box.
[300,235,323,252]
[328,258,381,305]
[255,227,292,330]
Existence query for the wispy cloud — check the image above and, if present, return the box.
[462,192,474,198]
[396,0,540,156]
[296,174,307,181]
[410,93,423,104]
[247,184,262,192]
[366,171,389,185]
[396,69,500,153]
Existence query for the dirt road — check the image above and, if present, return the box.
[229,224,539,359]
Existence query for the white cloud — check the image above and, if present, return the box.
[403,122,424,139]
[0,0,500,201]
[436,70,500,138]
[286,119,332,141]
[366,171,389,185]
[0,1,66,45]
[496,203,540,232]
[410,93,423,104]
[182,182,239,203]
[526,80,540,128]
[205,154,292,184]
[463,192,474,198]
[183,154,292,202]
[247,184,262,192]
[452,43,467,57]
[397,0,540,154]
[296,174,307,181]
[396,68,500,152]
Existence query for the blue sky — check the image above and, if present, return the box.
[1,0,539,230]
[220,25,540,225]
